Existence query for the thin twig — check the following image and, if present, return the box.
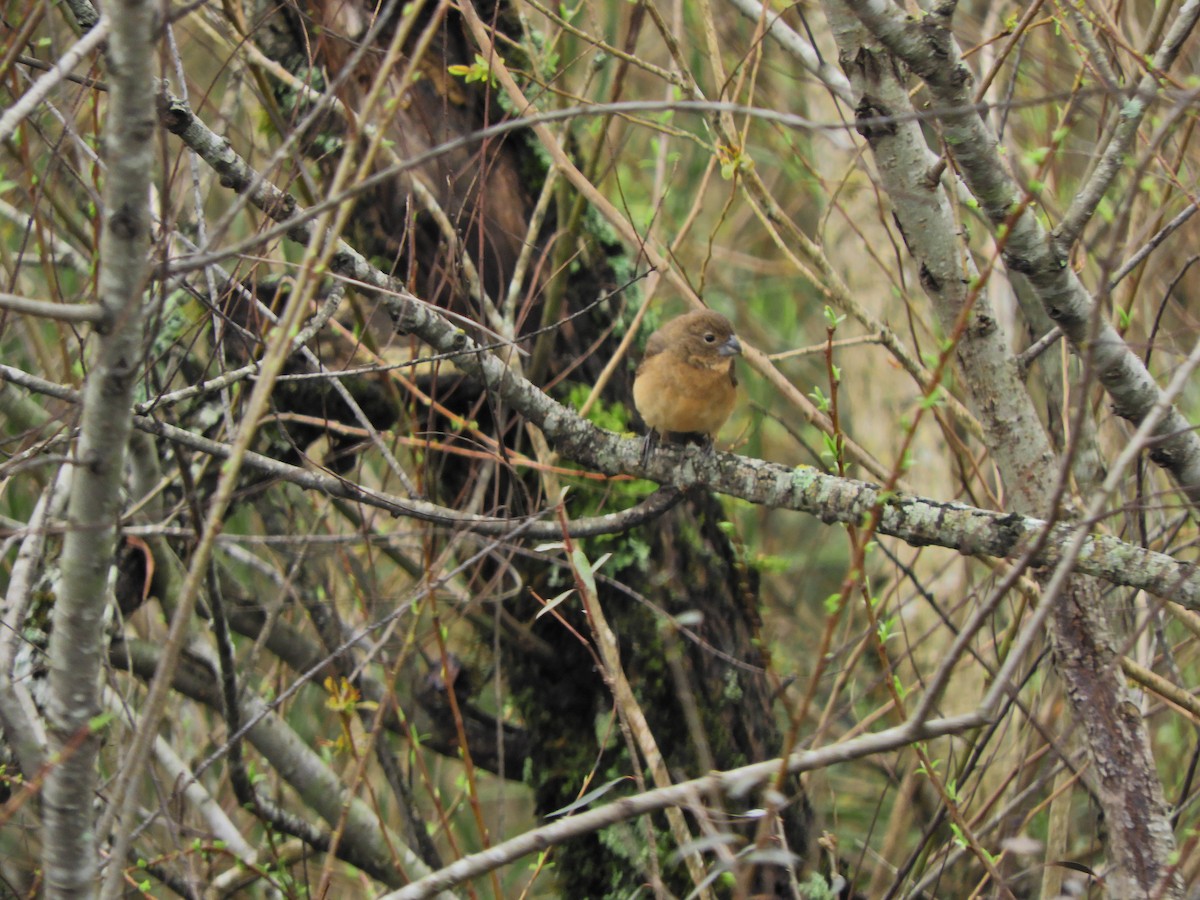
[0,17,111,145]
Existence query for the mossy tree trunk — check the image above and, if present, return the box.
[247,1,810,893]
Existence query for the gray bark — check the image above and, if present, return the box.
[41,0,157,893]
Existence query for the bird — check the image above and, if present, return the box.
[632,309,742,466]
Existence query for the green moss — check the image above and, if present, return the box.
[564,383,630,433]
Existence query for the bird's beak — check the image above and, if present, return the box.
[718,334,743,357]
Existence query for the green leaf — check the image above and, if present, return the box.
[571,548,598,597]
[1023,146,1049,166]
[546,776,631,816]
[537,592,573,619]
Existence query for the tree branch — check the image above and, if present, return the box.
[841,0,1200,506]
[41,0,154,893]
[829,3,1189,894]
[107,640,438,893]
[0,17,110,145]
[5,359,1199,604]
[1056,0,1200,246]
[0,293,105,324]
[379,709,984,900]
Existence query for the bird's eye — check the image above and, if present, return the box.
[704,333,716,343]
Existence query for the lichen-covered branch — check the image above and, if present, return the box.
[42,0,155,893]
[109,641,430,892]
[825,3,1185,894]
[842,0,1200,506]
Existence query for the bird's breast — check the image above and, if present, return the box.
[633,354,737,437]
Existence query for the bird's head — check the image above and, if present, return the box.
[672,310,742,367]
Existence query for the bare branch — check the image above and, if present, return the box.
[840,0,1200,507]
[381,709,983,900]
[1056,0,1200,246]
[4,358,1199,602]
[41,0,154,892]
[0,293,104,324]
[0,17,110,145]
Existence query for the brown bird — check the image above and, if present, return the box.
[632,309,742,465]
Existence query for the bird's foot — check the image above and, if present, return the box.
[640,430,659,467]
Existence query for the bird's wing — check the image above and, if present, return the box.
[643,328,671,360]
[636,329,671,376]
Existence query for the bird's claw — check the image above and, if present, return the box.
[640,430,659,467]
